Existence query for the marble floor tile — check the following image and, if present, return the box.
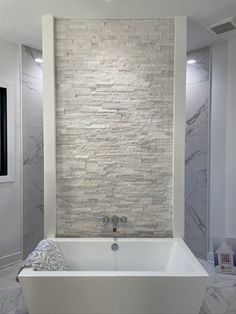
[0,259,236,314]
[200,259,236,314]
[0,263,28,314]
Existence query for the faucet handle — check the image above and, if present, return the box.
[103,215,110,223]
[120,216,128,223]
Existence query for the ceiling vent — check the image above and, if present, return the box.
[208,17,236,35]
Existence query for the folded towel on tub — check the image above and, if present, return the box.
[16,239,69,282]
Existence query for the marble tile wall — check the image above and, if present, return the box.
[55,19,174,237]
[22,46,43,257]
[185,48,210,259]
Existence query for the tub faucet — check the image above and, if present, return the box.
[111,215,119,232]
[103,215,128,232]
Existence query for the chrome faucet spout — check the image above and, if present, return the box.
[111,215,119,232]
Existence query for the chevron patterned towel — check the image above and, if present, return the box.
[16,239,70,281]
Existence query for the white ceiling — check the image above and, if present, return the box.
[0,0,236,50]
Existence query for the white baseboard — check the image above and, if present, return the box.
[208,251,214,264]
[0,252,22,269]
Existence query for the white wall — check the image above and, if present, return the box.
[210,36,236,248]
[225,37,236,237]
[0,38,22,267]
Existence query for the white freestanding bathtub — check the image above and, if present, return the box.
[18,238,208,314]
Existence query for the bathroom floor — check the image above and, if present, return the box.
[199,259,236,314]
[0,263,27,314]
[0,260,235,314]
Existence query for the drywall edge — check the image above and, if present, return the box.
[173,16,187,238]
[43,15,56,237]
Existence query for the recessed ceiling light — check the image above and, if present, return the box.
[34,58,43,64]
[187,59,196,65]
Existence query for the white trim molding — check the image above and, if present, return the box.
[173,16,187,238]
[0,251,22,269]
[43,16,57,238]
[0,79,15,183]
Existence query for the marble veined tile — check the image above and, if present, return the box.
[22,45,43,258]
[22,74,43,126]
[23,204,43,258]
[200,259,236,314]
[187,49,209,85]
[185,47,210,259]
[22,46,42,126]
[22,46,42,79]
[23,124,43,166]
[0,263,28,314]
[23,165,43,208]
[0,287,27,314]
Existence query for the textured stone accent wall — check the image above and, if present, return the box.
[55,19,174,237]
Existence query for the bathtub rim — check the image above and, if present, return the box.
[18,238,209,279]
